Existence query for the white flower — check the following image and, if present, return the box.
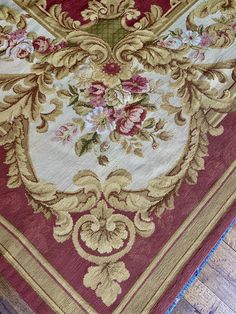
[0,36,9,52]
[181,31,201,46]
[6,38,34,59]
[105,88,132,108]
[75,63,93,89]
[86,107,114,134]
[163,35,183,49]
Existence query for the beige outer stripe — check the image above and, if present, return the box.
[145,195,235,313]
[0,242,65,314]
[121,162,236,314]
[0,217,98,314]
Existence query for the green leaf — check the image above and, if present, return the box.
[132,94,145,104]
[157,131,172,141]
[57,89,71,98]
[73,105,92,116]
[73,118,85,132]
[109,130,121,142]
[139,95,150,104]
[169,30,177,36]
[68,85,78,95]
[143,118,155,129]
[140,103,156,112]
[161,103,180,115]
[155,119,165,131]
[137,129,151,141]
[134,148,144,158]
[75,133,101,157]
[69,95,79,106]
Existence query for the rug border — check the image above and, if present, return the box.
[115,158,236,313]
[0,156,235,314]
[0,1,235,313]
[12,0,199,40]
[0,218,96,314]
[165,218,236,314]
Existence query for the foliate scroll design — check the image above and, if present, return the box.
[0,0,236,306]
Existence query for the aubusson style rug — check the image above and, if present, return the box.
[0,0,236,313]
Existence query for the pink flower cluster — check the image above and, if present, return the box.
[88,81,107,107]
[0,29,33,59]
[33,36,67,54]
[85,75,149,136]
[122,75,149,93]
[0,29,66,60]
[109,105,147,136]
[88,75,149,108]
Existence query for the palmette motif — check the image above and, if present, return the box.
[0,0,236,306]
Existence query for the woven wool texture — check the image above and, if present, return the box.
[0,0,236,313]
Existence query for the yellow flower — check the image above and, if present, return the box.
[92,59,132,87]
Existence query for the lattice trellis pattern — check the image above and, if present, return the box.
[87,18,129,47]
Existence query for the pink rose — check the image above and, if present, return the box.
[115,105,147,136]
[108,108,124,122]
[6,38,34,59]
[9,29,27,42]
[33,36,50,53]
[90,96,106,107]
[122,75,149,93]
[89,81,107,97]
[200,33,212,47]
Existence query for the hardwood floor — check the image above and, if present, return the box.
[0,225,235,314]
[172,225,236,314]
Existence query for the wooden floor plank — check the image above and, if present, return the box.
[224,225,236,252]
[183,279,236,314]
[198,263,236,312]
[172,298,200,314]
[208,241,236,284]
[0,275,33,314]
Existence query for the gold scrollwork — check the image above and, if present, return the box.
[1,0,236,305]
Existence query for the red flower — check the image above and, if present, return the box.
[115,105,147,136]
[33,36,50,53]
[122,75,149,93]
[89,81,107,97]
[102,62,121,76]
[55,41,67,50]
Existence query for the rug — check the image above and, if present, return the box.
[0,0,236,313]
